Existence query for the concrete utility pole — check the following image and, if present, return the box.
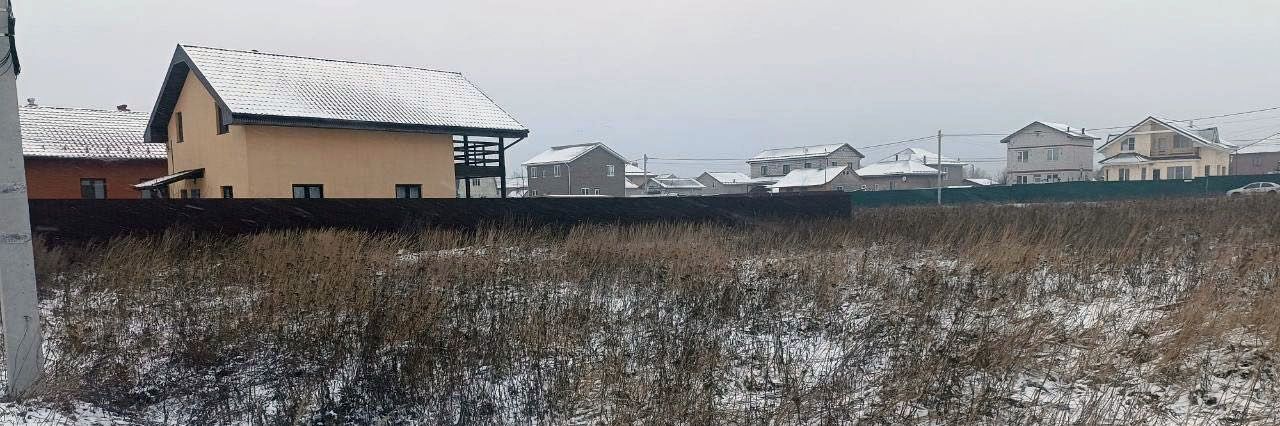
[936,130,942,205]
[0,0,44,398]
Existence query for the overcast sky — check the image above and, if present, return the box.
[12,0,1280,177]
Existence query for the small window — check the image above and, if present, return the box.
[80,178,106,199]
[215,104,229,135]
[529,166,537,178]
[834,186,844,191]
[553,165,561,177]
[1253,157,1264,167]
[395,184,422,199]
[179,189,188,199]
[593,188,600,195]
[605,164,616,177]
[1204,165,1211,177]
[174,112,184,143]
[190,188,201,199]
[292,184,324,199]
[221,186,234,199]
[760,165,769,176]
[804,162,812,168]
[1046,148,1060,161]
[782,165,791,174]
[1016,150,1030,162]
[580,188,590,195]
[471,180,481,187]
[1123,137,1136,151]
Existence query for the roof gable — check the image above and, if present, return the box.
[1097,116,1236,153]
[521,143,626,166]
[1001,121,1099,143]
[146,44,528,142]
[21,106,166,160]
[701,172,756,185]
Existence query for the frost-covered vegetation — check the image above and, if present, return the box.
[5,197,1280,424]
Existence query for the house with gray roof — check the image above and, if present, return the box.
[853,148,966,190]
[1097,117,1235,181]
[20,103,168,199]
[746,143,864,179]
[139,44,527,198]
[1230,135,1280,175]
[522,143,627,196]
[1002,121,1099,184]
[645,176,706,196]
[695,172,774,195]
[770,165,860,192]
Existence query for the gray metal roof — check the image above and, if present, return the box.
[20,106,166,160]
[147,45,527,141]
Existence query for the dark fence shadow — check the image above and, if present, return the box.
[850,174,1280,208]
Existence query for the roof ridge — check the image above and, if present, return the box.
[759,142,848,151]
[550,142,601,149]
[22,105,149,114]
[179,44,463,75]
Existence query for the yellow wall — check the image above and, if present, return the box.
[168,71,250,196]
[1099,121,1231,181]
[165,71,456,198]
[242,126,455,198]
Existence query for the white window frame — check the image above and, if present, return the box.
[1046,147,1060,162]
[1016,150,1029,163]
[605,165,616,177]
[553,165,561,177]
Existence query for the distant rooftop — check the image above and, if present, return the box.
[856,160,939,177]
[770,165,848,188]
[749,143,861,162]
[650,177,705,189]
[522,143,624,166]
[877,148,963,165]
[21,105,166,160]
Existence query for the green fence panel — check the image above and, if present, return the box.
[850,174,1280,208]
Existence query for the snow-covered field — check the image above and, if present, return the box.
[3,198,1279,424]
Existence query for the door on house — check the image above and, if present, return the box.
[1152,169,1161,180]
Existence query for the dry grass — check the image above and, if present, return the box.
[12,196,1280,424]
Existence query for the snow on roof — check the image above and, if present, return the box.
[702,172,757,185]
[1235,137,1280,154]
[965,178,997,186]
[625,163,656,176]
[650,177,705,189]
[855,160,939,177]
[623,179,639,189]
[748,143,860,162]
[179,45,526,133]
[20,105,166,160]
[769,165,848,188]
[506,177,528,188]
[1100,117,1237,153]
[1097,152,1153,165]
[877,148,963,165]
[521,143,624,166]
[507,189,528,198]
[1001,121,1099,143]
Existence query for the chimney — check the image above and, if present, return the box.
[116,104,129,112]
[25,98,35,107]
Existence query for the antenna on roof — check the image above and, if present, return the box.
[24,98,34,107]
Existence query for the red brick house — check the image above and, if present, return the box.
[20,103,167,199]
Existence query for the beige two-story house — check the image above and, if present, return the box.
[1002,121,1099,184]
[1097,117,1235,181]
[138,44,528,198]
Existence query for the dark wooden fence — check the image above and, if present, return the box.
[28,193,852,240]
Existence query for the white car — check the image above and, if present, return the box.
[1227,182,1280,196]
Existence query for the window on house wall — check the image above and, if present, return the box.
[221,186,234,199]
[1016,150,1029,162]
[215,104,229,135]
[1167,166,1192,180]
[593,188,600,195]
[1173,135,1192,149]
[804,162,812,168]
[292,184,324,199]
[1046,148,1060,161]
[1254,157,1264,167]
[1118,168,1131,181]
[580,188,590,195]
[1016,175,1028,184]
[179,189,188,199]
[782,165,791,174]
[395,184,422,199]
[175,112,184,143]
[1204,165,1211,177]
[80,178,106,199]
[605,165,616,176]
[529,166,537,178]
[1123,137,1136,151]
[760,165,769,175]
[1047,173,1059,182]
[471,179,481,187]
[1153,169,1161,180]
[553,165,561,177]
[1104,169,1110,181]
[1140,167,1147,180]
[190,188,202,199]
[1032,174,1042,183]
